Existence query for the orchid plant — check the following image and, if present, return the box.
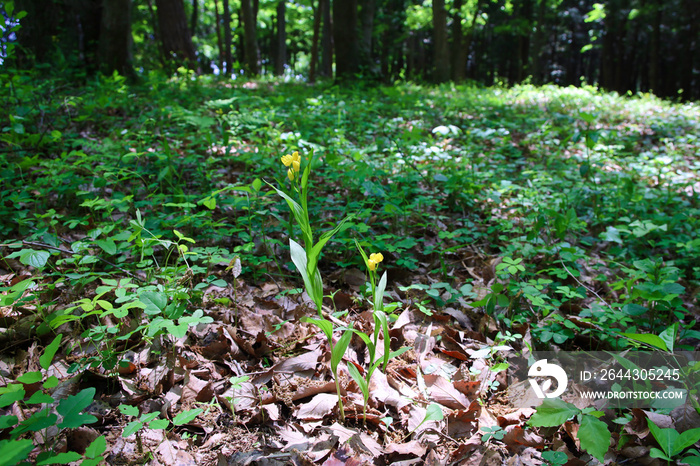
[268,150,354,421]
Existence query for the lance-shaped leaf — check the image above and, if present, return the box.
[374,271,387,312]
[266,182,313,248]
[332,328,353,375]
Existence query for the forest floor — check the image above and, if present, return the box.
[1,73,700,465]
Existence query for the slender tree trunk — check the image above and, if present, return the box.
[333,0,359,80]
[530,0,547,83]
[214,0,223,72]
[359,0,376,72]
[681,0,697,100]
[155,0,197,68]
[648,0,660,93]
[275,1,286,76]
[145,0,166,66]
[190,0,198,36]
[240,0,260,75]
[14,0,61,65]
[98,0,134,77]
[451,0,465,81]
[320,0,333,77]
[432,0,450,82]
[223,0,233,74]
[309,0,322,82]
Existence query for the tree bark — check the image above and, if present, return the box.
[333,0,359,80]
[155,0,197,68]
[432,0,450,82]
[190,0,199,36]
[213,0,223,72]
[359,0,376,72]
[451,0,465,81]
[275,1,286,76]
[222,0,233,74]
[240,0,260,75]
[309,0,322,82]
[98,0,134,77]
[320,0,333,77]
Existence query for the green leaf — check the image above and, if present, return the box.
[95,238,117,255]
[40,334,62,370]
[19,249,51,268]
[375,271,387,312]
[57,387,97,428]
[149,419,170,430]
[43,376,59,389]
[140,412,160,424]
[289,239,317,310]
[26,391,54,404]
[578,415,611,462]
[302,317,333,342]
[332,328,353,375]
[659,323,678,354]
[673,428,700,456]
[265,182,312,248]
[122,420,143,437]
[622,333,668,351]
[0,439,34,466]
[0,388,25,408]
[647,419,677,458]
[308,214,354,279]
[12,408,57,435]
[118,404,139,416]
[139,291,168,315]
[529,398,580,427]
[0,415,17,429]
[172,408,203,425]
[85,435,107,459]
[36,451,82,465]
[17,371,42,384]
[424,403,444,422]
[347,363,368,399]
[649,447,672,461]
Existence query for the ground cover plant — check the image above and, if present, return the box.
[1,70,700,465]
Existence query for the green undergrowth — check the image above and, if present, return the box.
[2,71,700,350]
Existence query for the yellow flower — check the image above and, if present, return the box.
[282,151,302,177]
[370,253,384,263]
[368,252,383,271]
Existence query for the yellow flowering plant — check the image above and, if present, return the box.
[267,149,354,421]
[267,150,352,316]
[349,240,410,423]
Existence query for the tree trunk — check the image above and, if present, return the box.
[333,0,359,80]
[681,0,698,100]
[309,0,322,82]
[432,0,450,82]
[213,0,223,72]
[14,0,62,65]
[98,0,134,77]
[451,0,465,81]
[190,0,198,36]
[530,0,547,83]
[359,0,376,72]
[222,0,233,74]
[240,0,260,75]
[275,1,286,76]
[320,0,333,77]
[155,0,197,68]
